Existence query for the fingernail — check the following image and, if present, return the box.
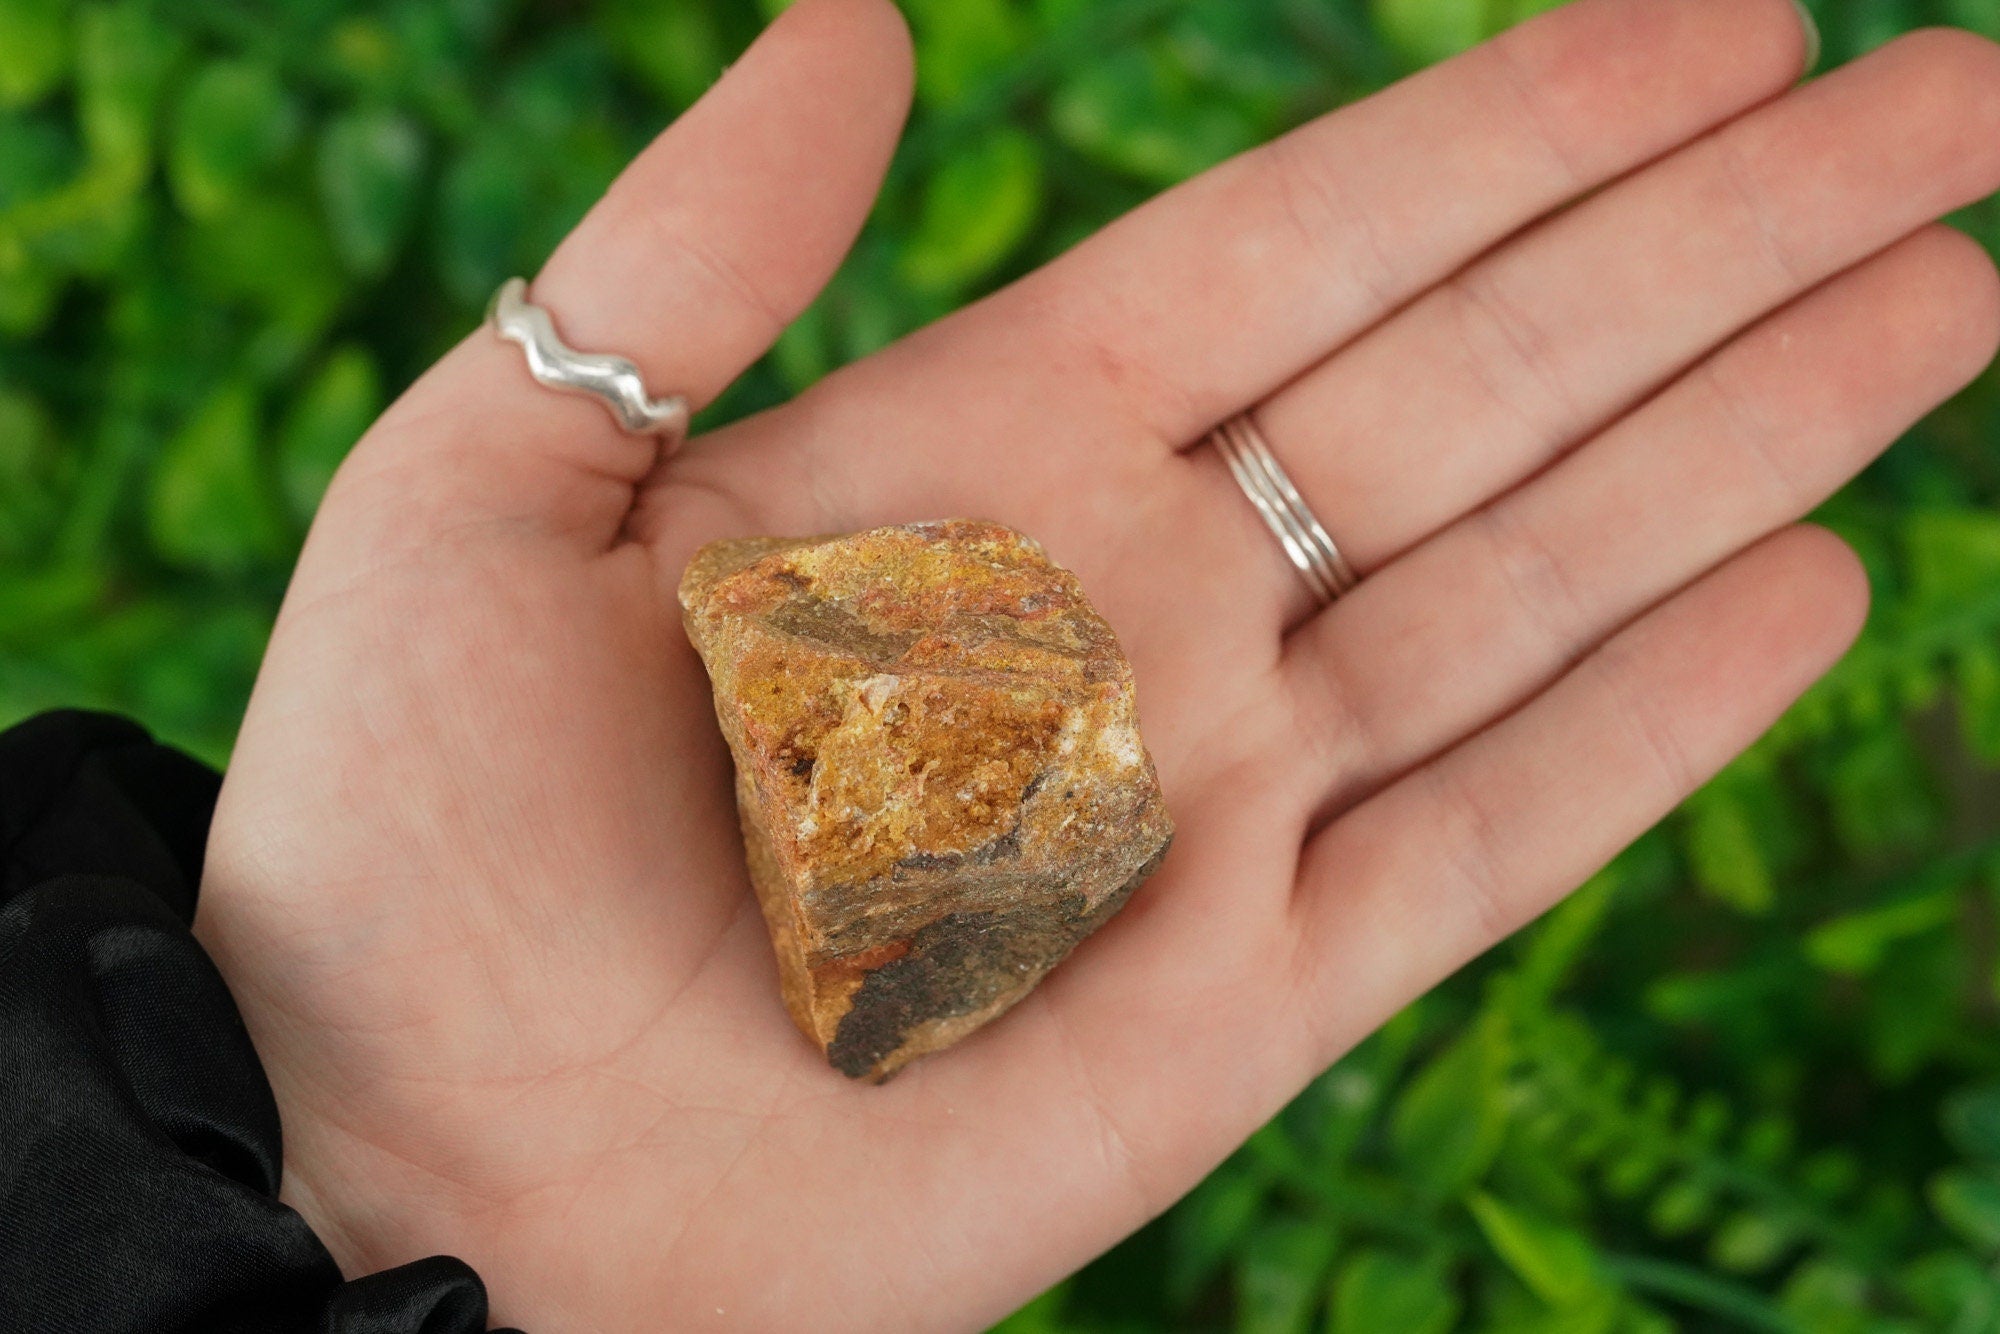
[1790,0,1821,72]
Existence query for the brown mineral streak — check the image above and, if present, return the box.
[680,519,1174,1080]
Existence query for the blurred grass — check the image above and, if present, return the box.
[6,0,2000,1328]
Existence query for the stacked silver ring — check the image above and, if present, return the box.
[1210,414,1359,607]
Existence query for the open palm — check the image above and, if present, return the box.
[196,0,2000,1328]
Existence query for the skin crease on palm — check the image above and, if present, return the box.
[187,0,2000,1326]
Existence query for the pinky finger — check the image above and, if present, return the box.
[1288,524,1868,1058]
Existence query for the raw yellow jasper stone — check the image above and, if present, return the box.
[679,519,1174,1080]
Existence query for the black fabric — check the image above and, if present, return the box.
[0,711,521,1334]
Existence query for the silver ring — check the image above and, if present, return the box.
[1210,413,1359,607]
[487,277,690,447]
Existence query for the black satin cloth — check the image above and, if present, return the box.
[0,711,520,1333]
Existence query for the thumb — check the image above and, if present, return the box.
[325,0,914,551]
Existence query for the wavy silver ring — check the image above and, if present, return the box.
[487,277,691,447]
[1209,413,1360,607]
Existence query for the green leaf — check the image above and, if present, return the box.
[771,293,833,393]
[500,32,614,147]
[596,0,723,107]
[0,0,69,107]
[0,566,102,644]
[1601,1151,1665,1201]
[1168,1169,1266,1307]
[442,0,516,47]
[1467,1193,1607,1309]
[326,18,396,95]
[1930,1168,2000,1250]
[1498,0,1567,24]
[358,5,474,135]
[1646,1176,1716,1238]
[1390,1015,1508,1199]
[168,60,299,219]
[1682,782,1775,914]
[898,128,1042,293]
[1907,510,2000,612]
[436,132,530,306]
[1512,870,1618,1008]
[1944,1085,2000,1163]
[1862,929,1963,1082]
[74,2,180,173]
[278,346,380,520]
[0,106,74,206]
[1050,46,1260,185]
[1329,1250,1459,1334]
[1737,1115,1793,1170]
[1805,885,1958,975]
[1369,0,1482,66]
[1944,0,2000,39]
[1708,1211,1795,1274]
[0,385,53,469]
[1619,1310,1677,1334]
[0,262,59,335]
[147,382,288,576]
[318,109,427,277]
[835,278,903,362]
[902,0,1023,105]
[129,596,268,759]
[182,195,343,342]
[1684,1093,1730,1148]
[1898,1251,1999,1330]
[1827,726,1939,860]
[0,385,63,559]
[988,1284,1070,1333]
[1800,1150,1861,1203]
[1780,1261,1873,1334]
[1956,645,2000,764]
[1234,1220,1337,1334]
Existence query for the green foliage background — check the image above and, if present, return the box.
[5,0,2000,1328]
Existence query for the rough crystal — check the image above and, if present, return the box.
[679,519,1174,1080]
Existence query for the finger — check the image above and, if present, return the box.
[676,0,1813,536]
[1282,223,2000,818]
[1290,525,1869,1057]
[979,0,1812,443]
[1233,28,2000,619]
[329,0,913,550]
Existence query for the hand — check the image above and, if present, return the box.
[196,0,2000,1327]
